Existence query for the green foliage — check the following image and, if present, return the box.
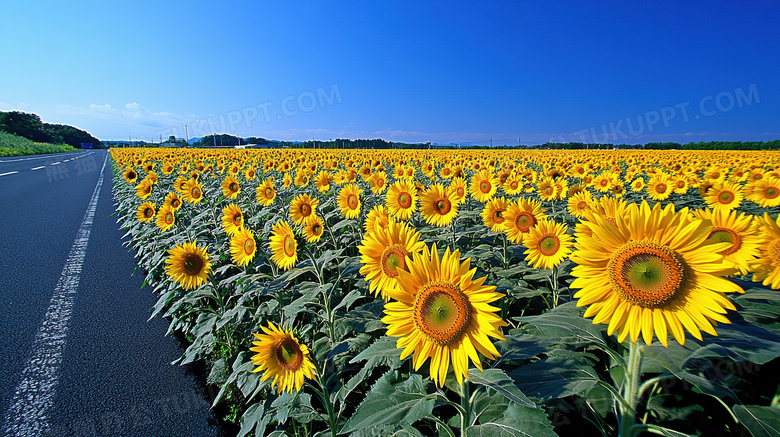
[0,130,77,156]
[0,110,101,148]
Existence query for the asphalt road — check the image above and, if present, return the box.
[0,149,224,436]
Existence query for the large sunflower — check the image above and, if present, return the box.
[420,183,459,227]
[646,173,672,201]
[250,322,316,394]
[571,200,743,347]
[386,180,418,221]
[165,241,212,290]
[337,183,362,219]
[181,179,204,204]
[691,208,759,275]
[221,175,241,199]
[359,219,426,300]
[164,192,183,211]
[269,220,298,271]
[222,203,244,236]
[381,243,507,387]
[746,177,780,208]
[256,179,276,206]
[123,167,138,184]
[567,190,594,218]
[289,194,319,226]
[523,219,573,270]
[135,179,153,199]
[469,169,498,203]
[303,215,325,243]
[230,226,257,267]
[503,198,547,244]
[364,204,391,233]
[449,177,468,204]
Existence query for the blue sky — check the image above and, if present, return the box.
[1,1,778,145]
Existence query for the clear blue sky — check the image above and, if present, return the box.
[1,1,778,145]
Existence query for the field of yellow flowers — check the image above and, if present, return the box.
[110,147,780,437]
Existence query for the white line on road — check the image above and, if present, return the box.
[0,153,86,164]
[49,162,61,165]
[30,166,45,171]
[1,153,108,436]
[0,171,18,177]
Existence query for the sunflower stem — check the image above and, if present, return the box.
[619,341,643,437]
[460,382,471,437]
[312,365,338,437]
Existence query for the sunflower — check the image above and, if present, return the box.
[282,173,292,188]
[523,219,573,270]
[503,198,547,244]
[503,173,523,196]
[691,208,760,275]
[337,183,362,219]
[269,220,298,271]
[222,203,244,236]
[165,241,212,290]
[749,213,780,290]
[567,190,594,218]
[123,167,138,184]
[155,205,175,231]
[746,177,780,208]
[289,194,319,226]
[386,180,418,221]
[135,179,153,199]
[369,171,388,194]
[646,173,672,201]
[420,183,459,227]
[481,197,509,232]
[244,166,257,181]
[221,175,241,199]
[630,178,645,192]
[303,215,325,243]
[536,177,558,201]
[364,204,391,233]
[448,177,468,205]
[469,169,499,203]
[704,180,743,211]
[571,200,743,347]
[164,192,183,211]
[381,243,507,387]
[181,179,204,204]
[250,322,316,394]
[314,171,332,193]
[136,202,156,223]
[230,226,257,267]
[256,179,276,206]
[358,219,426,300]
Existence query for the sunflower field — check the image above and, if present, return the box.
[110,147,780,437]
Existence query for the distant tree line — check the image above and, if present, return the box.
[278,138,429,149]
[193,134,270,148]
[0,111,102,148]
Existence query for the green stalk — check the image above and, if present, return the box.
[619,341,643,437]
[460,382,471,437]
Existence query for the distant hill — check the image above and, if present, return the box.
[0,111,101,148]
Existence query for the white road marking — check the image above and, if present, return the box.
[30,166,45,171]
[50,162,61,165]
[0,171,18,176]
[1,153,108,436]
[0,153,86,164]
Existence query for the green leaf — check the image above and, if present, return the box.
[512,302,607,347]
[468,368,535,408]
[734,405,780,437]
[509,352,600,401]
[341,371,435,434]
[465,402,558,437]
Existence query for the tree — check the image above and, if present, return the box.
[0,111,51,142]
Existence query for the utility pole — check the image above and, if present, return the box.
[185,124,189,145]
[490,138,493,147]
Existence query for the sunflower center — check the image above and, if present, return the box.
[576,200,588,210]
[234,214,242,226]
[171,198,181,208]
[764,187,779,199]
[718,191,735,204]
[479,181,491,193]
[607,241,686,309]
[229,182,239,192]
[413,281,471,346]
[165,212,174,224]
[275,338,303,371]
[676,180,686,188]
[456,187,465,197]
[244,237,255,255]
[191,187,201,198]
[398,192,412,209]
[434,197,451,215]
[492,209,505,223]
[381,244,410,278]
[300,203,311,217]
[509,181,518,190]
[347,194,359,209]
[183,254,204,276]
[144,208,154,218]
[265,187,274,198]
[655,183,667,194]
[312,223,323,235]
[538,235,560,256]
[283,234,296,257]
[706,227,740,256]
[514,211,536,232]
